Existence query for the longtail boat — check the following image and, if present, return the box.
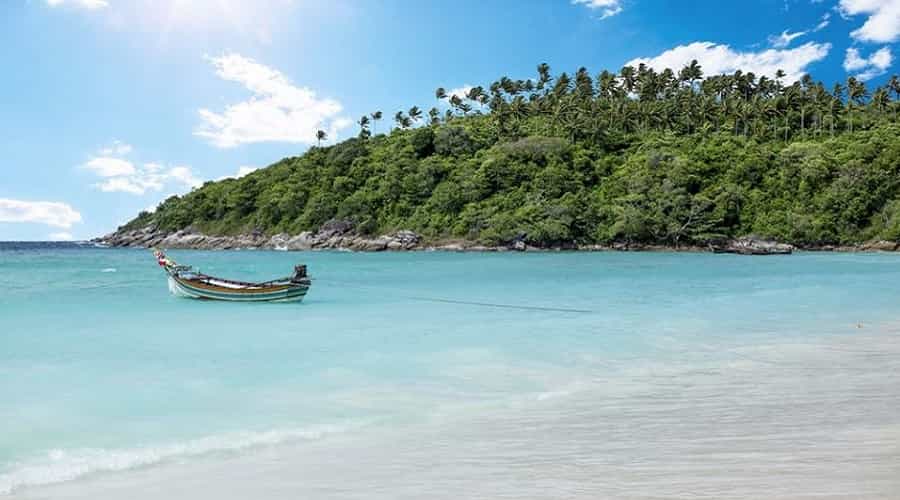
[153,249,311,302]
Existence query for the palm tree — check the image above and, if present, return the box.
[370,111,382,134]
[799,74,815,134]
[536,63,552,91]
[357,115,370,138]
[315,129,327,146]
[408,106,423,125]
[619,65,636,95]
[887,75,900,119]
[508,95,529,133]
[466,86,487,111]
[773,69,786,96]
[435,87,447,100]
[552,72,571,97]
[596,70,619,100]
[889,75,900,97]
[575,67,594,99]
[394,111,407,129]
[428,107,440,126]
[831,83,844,134]
[847,77,868,133]
[448,94,465,115]
[679,59,703,89]
[872,87,890,116]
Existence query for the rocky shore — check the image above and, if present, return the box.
[94,221,899,255]
[93,221,808,255]
[97,220,425,252]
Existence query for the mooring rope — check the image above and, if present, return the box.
[401,296,594,314]
[313,278,595,314]
[310,278,886,370]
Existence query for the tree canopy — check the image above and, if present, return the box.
[122,62,900,248]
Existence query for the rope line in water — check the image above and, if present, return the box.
[401,296,594,314]
[312,278,888,370]
[313,278,595,314]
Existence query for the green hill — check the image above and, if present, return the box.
[119,63,900,248]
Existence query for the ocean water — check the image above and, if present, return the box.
[2,244,900,499]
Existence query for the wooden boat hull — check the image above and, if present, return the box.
[167,275,310,302]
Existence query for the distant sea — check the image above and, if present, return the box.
[2,244,899,499]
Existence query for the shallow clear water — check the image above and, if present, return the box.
[2,245,900,498]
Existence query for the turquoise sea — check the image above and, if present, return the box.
[2,244,900,499]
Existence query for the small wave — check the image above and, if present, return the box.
[101,268,117,273]
[0,423,359,495]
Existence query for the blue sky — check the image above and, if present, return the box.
[1,0,897,241]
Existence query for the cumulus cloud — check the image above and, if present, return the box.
[99,140,132,156]
[572,0,623,19]
[447,85,474,101]
[81,157,136,177]
[45,0,109,9]
[195,53,350,148]
[768,29,807,48]
[0,199,82,228]
[82,142,202,195]
[216,165,260,181]
[839,0,900,43]
[625,41,831,82]
[844,46,894,80]
[93,163,201,195]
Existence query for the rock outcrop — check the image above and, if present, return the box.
[95,225,899,255]
[714,236,794,255]
[96,221,423,252]
[858,240,899,252]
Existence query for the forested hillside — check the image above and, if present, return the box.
[120,63,900,248]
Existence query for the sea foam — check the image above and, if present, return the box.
[0,424,358,495]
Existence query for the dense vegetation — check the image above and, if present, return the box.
[124,63,900,247]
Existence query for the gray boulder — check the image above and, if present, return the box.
[717,236,793,255]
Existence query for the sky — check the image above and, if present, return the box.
[1,0,898,241]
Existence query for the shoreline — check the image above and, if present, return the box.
[9,324,900,499]
[93,227,900,254]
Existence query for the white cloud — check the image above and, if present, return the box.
[49,231,74,241]
[82,143,202,195]
[844,47,869,70]
[447,85,474,101]
[82,157,136,177]
[0,199,82,228]
[45,0,109,9]
[844,46,894,80]
[839,0,900,43]
[167,166,203,188]
[216,165,260,181]
[93,163,201,195]
[99,140,132,156]
[195,53,350,148]
[626,41,832,82]
[768,29,807,48]
[95,176,154,195]
[572,0,623,19]
[814,12,831,31]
